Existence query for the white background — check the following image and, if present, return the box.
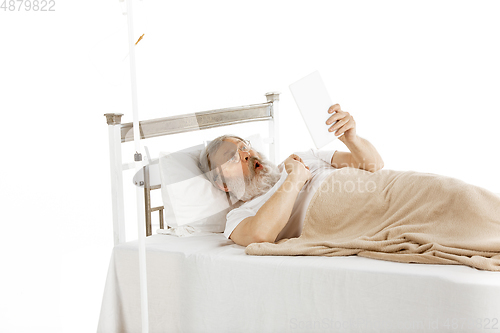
[0,0,499,332]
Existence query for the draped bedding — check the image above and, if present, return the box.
[247,168,500,271]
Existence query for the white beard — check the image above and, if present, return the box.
[225,153,281,202]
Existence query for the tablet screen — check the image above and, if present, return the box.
[289,71,337,149]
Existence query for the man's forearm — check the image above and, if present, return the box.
[249,175,304,243]
[339,135,384,172]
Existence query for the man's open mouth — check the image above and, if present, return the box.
[254,160,263,170]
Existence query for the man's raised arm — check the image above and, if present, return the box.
[326,104,384,172]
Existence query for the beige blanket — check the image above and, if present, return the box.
[246,168,500,271]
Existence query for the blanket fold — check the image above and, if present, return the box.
[246,168,500,271]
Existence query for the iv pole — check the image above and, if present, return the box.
[122,0,149,331]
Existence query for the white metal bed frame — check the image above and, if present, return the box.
[104,92,280,332]
[104,92,280,243]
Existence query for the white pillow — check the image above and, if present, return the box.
[158,134,265,232]
[159,147,229,232]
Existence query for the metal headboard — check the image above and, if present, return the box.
[104,92,280,244]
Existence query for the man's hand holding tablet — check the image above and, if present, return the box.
[326,103,357,143]
[290,71,383,172]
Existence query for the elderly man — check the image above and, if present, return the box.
[199,104,384,247]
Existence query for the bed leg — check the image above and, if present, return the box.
[104,113,126,245]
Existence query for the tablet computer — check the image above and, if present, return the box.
[289,71,337,149]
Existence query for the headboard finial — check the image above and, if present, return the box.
[104,113,124,125]
[265,92,280,103]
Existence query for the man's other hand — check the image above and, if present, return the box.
[284,154,312,186]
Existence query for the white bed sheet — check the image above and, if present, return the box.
[97,233,500,333]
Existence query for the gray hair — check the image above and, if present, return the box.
[198,134,247,188]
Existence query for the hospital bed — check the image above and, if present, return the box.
[97,92,500,333]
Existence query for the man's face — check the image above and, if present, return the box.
[210,138,281,201]
[212,138,262,181]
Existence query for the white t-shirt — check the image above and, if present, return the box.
[224,149,339,241]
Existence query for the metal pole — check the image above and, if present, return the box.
[266,92,280,164]
[124,0,149,331]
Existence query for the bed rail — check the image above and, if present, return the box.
[104,92,280,243]
[120,102,275,143]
